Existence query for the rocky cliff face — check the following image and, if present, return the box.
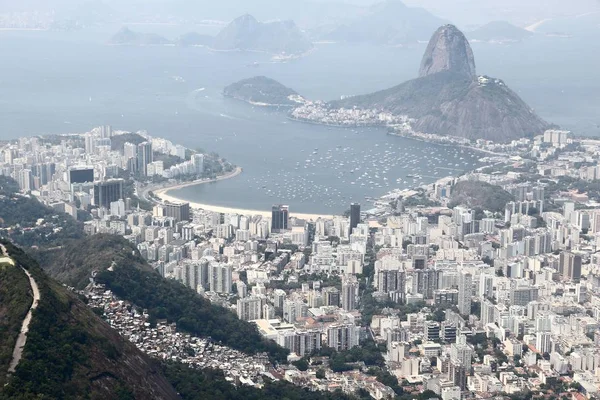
[419,24,476,79]
[331,25,550,142]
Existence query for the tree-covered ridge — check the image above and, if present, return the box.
[110,132,147,152]
[0,176,85,248]
[39,234,154,291]
[0,241,180,400]
[448,180,515,212]
[224,76,301,106]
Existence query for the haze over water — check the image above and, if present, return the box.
[0,25,598,213]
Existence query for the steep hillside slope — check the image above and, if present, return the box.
[0,241,180,400]
[39,234,289,363]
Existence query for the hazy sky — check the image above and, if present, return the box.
[0,0,599,28]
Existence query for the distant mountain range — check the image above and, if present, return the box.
[213,14,313,55]
[109,14,313,55]
[322,0,447,45]
[467,21,533,43]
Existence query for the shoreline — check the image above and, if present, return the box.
[152,167,338,221]
[387,131,508,156]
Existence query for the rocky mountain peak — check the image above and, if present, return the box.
[419,24,476,80]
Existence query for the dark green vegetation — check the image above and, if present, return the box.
[0,176,85,248]
[448,180,514,212]
[0,241,180,400]
[162,363,351,400]
[96,255,289,363]
[110,132,146,152]
[323,342,386,372]
[0,259,32,385]
[224,76,301,106]
[42,234,289,363]
[3,173,272,361]
[402,190,441,208]
[154,152,185,169]
[39,234,152,291]
[268,272,342,291]
[0,237,345,398]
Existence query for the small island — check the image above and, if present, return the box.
[223,76,305,107]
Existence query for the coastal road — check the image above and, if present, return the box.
[7,260,41,374]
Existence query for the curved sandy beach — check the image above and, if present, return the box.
[153,167,339,221]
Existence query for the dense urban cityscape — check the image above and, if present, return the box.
[2,123,600,400]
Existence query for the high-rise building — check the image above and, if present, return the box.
[510,287,539,306]
[237,297,262,321]
[341,275,359,311]
[100,125,113,138]
[93,179,124,209]
[413,268,441,299]
[323,287,340,307]
[123,142,137,173]
[559,251,582,283]
[450,335,473,369]
[277,329,322,357]
[273,289,286,309]
[17,169,33,191]
[192,154,205,175]
[271,204,289,232]
[163,201,191,222]
[327,323,359,351]
[480,299,495,325]
[536,332,552,354]
[378,266,406,303]
[208,263,232,294]
[84,134,96,155]
[425,321,440,341]
[349,203,361,235]
[283,299,308,323]
[457,271,472,316]
[479,274,494,300]
[69,167,94,184]
[137,141,153,176]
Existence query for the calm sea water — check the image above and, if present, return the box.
[0,26,598,213]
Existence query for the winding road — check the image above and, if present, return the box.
[1,244,41,375]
